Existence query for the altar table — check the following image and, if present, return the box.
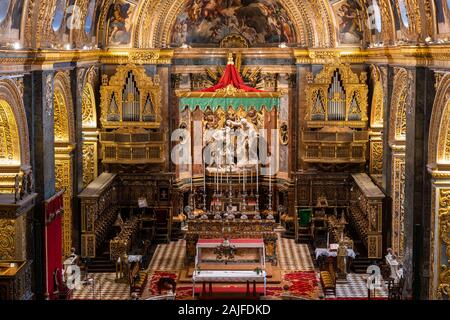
[192,270,267,298]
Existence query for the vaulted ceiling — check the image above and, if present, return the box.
[0,0,447,50]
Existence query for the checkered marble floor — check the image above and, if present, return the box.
[277,235,315,271]
[71,273,131,300]
[70,235,386,300]
[148,239,186,271]
[333,273,388,299]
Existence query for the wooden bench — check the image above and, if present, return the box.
[320,270,336,297]
[131,271,148,295]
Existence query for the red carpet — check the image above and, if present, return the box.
[162,271,319,300]
[326,297,388,300]
[283,271,320,299]
[148,271,178,295]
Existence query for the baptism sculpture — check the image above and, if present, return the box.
[204,117,259,172]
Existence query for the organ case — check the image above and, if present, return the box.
[302,63,369,164]
[99,64,165,165]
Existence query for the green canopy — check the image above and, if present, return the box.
[179,97,280,112]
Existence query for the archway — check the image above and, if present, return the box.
[427,72,450,299]
[53,71,75,259]
[0,79,30,193]
[0,78,31,262]
[388,67,410,260]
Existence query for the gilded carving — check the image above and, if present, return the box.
[82,143,96,188]
[436,188,450,298]
[82,83,97,128]
[0,219,15,259]
[100,63,162,128]
[370,65,384,128]
[390,68,411,142]
[370,140,383,174]
[392,155,406,258]
[133,0,337,49]
[55,159,73,258]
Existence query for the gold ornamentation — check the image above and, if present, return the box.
[370,139,383,174]
[0,100,20,166]
[390,68,411,142]
[134,0,329,48]
[82,143,96,188]
[82,83,97,128]
[54,89,70,142]
[0,219,15,259]
[436,189,450,299]
[55,158,73,258]
[215,84,245,96]
[428,73,450,171]
[370,65,384,128]
[100,63,162,128]
[220,34,249,48]
[392,155,406,258]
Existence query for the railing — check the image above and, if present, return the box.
[79,173,118,258]
[348,173,385,259]
[302,131,368,142]
[302,131,368,164]
[100,130,165,164]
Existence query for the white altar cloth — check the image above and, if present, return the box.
[192,270,267,298]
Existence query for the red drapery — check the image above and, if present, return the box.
[198,63,262,93]
[45,193,64,299]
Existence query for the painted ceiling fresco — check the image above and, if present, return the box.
[171,0,296,47]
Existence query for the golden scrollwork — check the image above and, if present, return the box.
[55,158,73,258]
[0,100,20,166]
[390,68,411,142]
[370,139,383,174]
[82,143,96,188]
[392,155,406,259]
[82,83,97,129]
[370,65,384,128]
[436,189,450,298]
[0,219,15,259]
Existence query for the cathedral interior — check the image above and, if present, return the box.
[0,0,450,301]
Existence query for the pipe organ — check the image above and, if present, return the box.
[303,64,368,165]
[100,64,165,166]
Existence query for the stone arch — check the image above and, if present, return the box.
[53,70,75,258]
[388,67,411,260]
[0,79,30,169]
[428,73,450,171]
[132,0,336,48]
[53,71,75,144]
[370,65,384,129]
[82,82,97,128]
[427,72,450,300]
[389,67,410,144]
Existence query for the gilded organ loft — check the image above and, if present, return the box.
[0,0,449,303]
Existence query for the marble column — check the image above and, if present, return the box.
[70,67,85,253]
[403,67,434,299]
[23,70,56,299]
